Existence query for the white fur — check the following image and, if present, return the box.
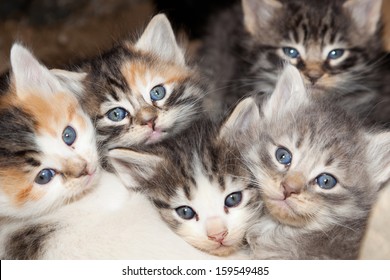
[0,171,249,259]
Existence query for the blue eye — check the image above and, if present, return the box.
[106,107,128,122]
[275,148,292,165]
[283,47,300,59]
[175,206,196,220]
[275,147,292,165]
[327,49,344,60]
[225,191,243,208]
[35,169,56,185]
[62,126,76,146]
[316,173,337,189]
[150,85,166,101]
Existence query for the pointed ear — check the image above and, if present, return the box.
[10,43,61,98]
[343,0,382,35]
[263,64,307,120]
[135,14,185,66]
[50,69,87,97]
[219,97,260,144]
[365,131,390,190]
[242,0,282,35]
[108,148,163,189]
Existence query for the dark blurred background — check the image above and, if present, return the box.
[0,0,239,74]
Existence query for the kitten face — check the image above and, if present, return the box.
[244,65,387,231]
[82,15,205,151]
[109,119,262,256]
[243,0,384,96]
[0,44,99,219]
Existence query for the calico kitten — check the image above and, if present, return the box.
[199,0,388,125]
[0,44,99,219]
[77,14,206,162]
[239,65,390,259]
[109,113,262,256]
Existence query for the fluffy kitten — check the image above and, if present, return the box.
[109,112,262,256]
[77,14,206,163]
[0,44,99,219]
[240,65,390,259]
[0,171,230,259]
[199,0,388,125]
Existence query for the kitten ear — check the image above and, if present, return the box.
[343,0,382,35]
[242,0,282,35]
[366,131,390,190]
[263,64,307,120]
[219,97,260,144]
[10,43,61,97]
[50,69,87,97]
[135,14,185,66]
[108,148,163,189]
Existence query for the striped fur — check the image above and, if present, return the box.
[199,0,389,126]
[77,14,206,169]
[110,116,262,257]
[242,66,390,259]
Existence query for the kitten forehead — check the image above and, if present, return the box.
[120,58,189,92]
[17,91,84,136]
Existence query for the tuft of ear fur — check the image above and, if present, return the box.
[365,131,390,190]
[50,69,87,97]
[108,148,163,189]
[135,14,185,66]
[343,0,382,35]
[219,97,260,144]
[242,0,282,35]
[10,44,61,97]
[263,64,308,120]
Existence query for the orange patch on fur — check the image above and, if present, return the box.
[0,167,43,206]
[120,55,190,93]
[16,91,80,136]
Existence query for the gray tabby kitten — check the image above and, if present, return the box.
[109,111,262,257]
[199,0,388,125]
[239,65,390,259]
[74,14,206,167]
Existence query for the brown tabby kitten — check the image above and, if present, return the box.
[199,0,389,125]
[74,14,206,168]
[109,112,262,257]
[239,65,390,259]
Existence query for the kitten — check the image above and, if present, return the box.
[77,14,206,163]
[109,112,262,257]
[239,65,390,259]
[199,0,388,125]
[0,44,99,219]
[0,171,227,259]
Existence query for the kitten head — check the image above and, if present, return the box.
[242,0,384,95]
[244,65,390,230]
[109,114,262,256]
[82,14,205,152]
[0,44,99,219]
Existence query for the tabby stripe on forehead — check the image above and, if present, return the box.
[106,75,128,93]
[153,199,170,209]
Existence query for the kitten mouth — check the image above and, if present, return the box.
[146,128,167,144]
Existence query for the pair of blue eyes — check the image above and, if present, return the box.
[175,191,243,220]
[275,147,337,189]
[282,47,345,60]
[106,85,166,122]
[34,125,77,185]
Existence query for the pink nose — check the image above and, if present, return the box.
[208,230,228,243]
